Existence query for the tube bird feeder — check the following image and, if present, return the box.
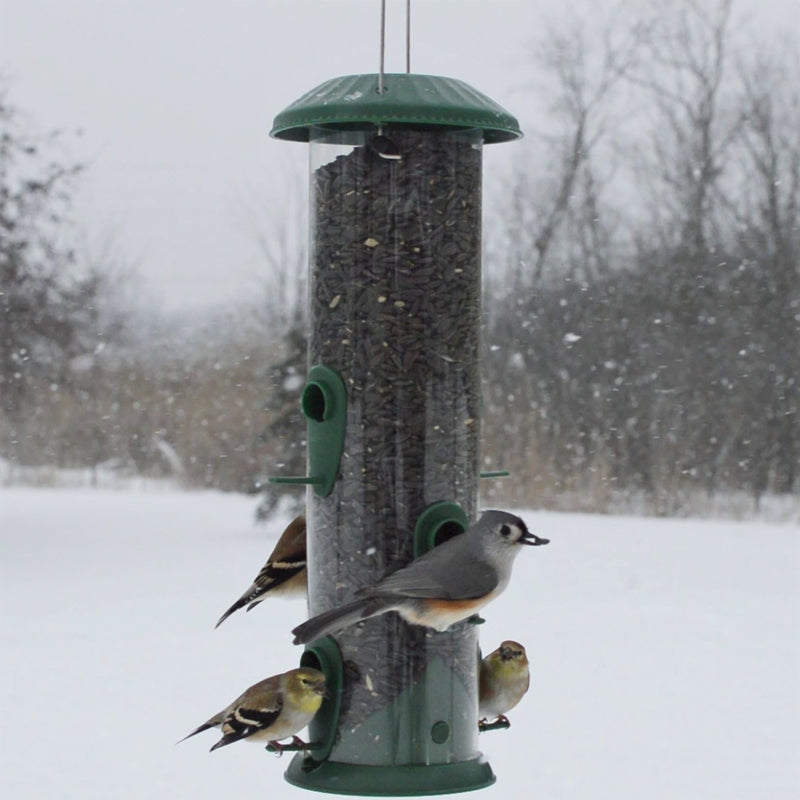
[270,72,521,796]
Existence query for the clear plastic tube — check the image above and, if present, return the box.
[306,125,483,767]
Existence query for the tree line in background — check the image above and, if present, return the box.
[1,0,798,515]
[482,0,798,512]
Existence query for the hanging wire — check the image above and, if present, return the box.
[378,0,386,93]
[406,0,411,73]
[379,0,411,92]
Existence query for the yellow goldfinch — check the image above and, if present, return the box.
[178,667,328,753]
[216,515,307,628]
[478,640,530,726]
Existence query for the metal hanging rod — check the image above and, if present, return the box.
[379,0,411,94]
[406,0,411,74]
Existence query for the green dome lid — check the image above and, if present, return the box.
[270,73,522,144]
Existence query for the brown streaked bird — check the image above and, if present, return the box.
[177,667,328,753]
[478,640,530,727]
[215,515,307,628]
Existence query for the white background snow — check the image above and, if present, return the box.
[1,487,798,798]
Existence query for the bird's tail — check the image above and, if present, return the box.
[209,733,239,752]
[176,712,222,745]
[292,596,390,644]
[214,591,253,629]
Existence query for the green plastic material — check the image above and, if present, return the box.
[285,756,496,796]
[269,365,346,496]
[478,718,511,733]
[303,365,346,496]
[286,658,494,796]
[270,73,522,144]
[326,656,474,767]
[268,475,324,486]
[301,638,344,762]
[413,501,469,558]
[291,512,490,796]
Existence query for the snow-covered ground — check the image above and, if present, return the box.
[1,487,797,799]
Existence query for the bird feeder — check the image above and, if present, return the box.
[270,72,521,795]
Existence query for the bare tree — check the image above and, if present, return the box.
[732,41,800,498]
[495,12,642,289]
[482,0,799,512]
[236,172,308,335]
[0,80,102,423]
[628,0,743,255]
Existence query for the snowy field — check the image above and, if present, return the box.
[1,487,798,799]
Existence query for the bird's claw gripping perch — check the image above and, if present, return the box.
[266,740,285,757]
[478,715,511,733]
[266,736,317,756]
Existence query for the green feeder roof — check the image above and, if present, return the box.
[270,73,522,144]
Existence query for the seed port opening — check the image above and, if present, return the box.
[413,502,470,558]
[302,382,328,422]
[301,650,322,672]
[432,520,466,548]
[299,366,347,497]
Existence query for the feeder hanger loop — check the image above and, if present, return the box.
[378,0,412,95]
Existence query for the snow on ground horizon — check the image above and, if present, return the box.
[1,487,798,799]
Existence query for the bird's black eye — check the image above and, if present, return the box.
[500,524,511,537]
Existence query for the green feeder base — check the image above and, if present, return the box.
[285,755,496,797]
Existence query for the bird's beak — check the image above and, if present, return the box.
[520,530,550,546]
[318,686,331,699]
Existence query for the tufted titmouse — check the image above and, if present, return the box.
[479,640,530,727]
[215,515,307,629]
[291,510,548,644]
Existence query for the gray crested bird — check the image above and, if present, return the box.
[292,510,548,645]
[479,640,530,726]
[178,667,327,753]
[215,515,307,628]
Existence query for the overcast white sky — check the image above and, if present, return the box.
[2,0,798,311]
